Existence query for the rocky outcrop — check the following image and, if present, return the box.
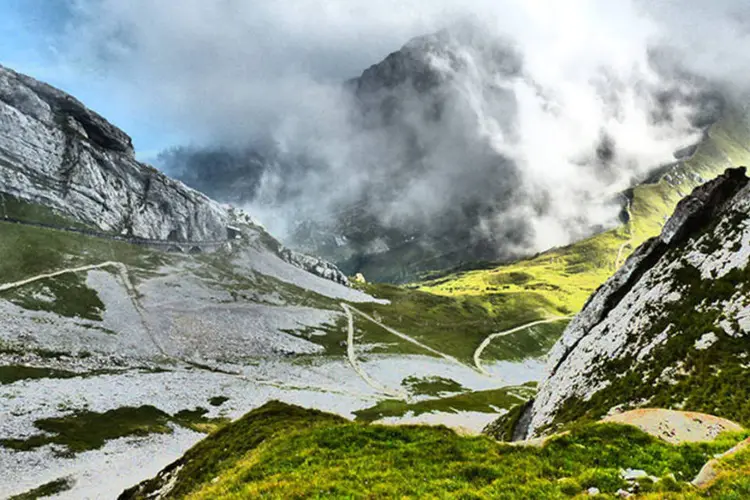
[279,247,349,286]
[0,63,229,241]
[495,167,750,440]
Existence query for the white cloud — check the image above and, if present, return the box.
[47,0,750,256]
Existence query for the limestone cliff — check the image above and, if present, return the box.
[0,63,229,241]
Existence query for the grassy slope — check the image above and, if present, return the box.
[122,401,750,500]
[415,117,750,328]
[0,197,569,366]
[351,282,569,365]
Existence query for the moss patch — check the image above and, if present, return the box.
[0,272,105,321]
[0,365,78,385]
[353,387,535,423]
[401,376,465,397]
[9,477,74,500]
[209,396,230,407]
[0,405,226,454]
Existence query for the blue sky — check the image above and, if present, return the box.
[0,1,173,160]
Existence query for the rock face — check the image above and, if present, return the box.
[279,247,349,286]
[0,63,229,241]
[0,63,352,285]
[501,167,750,439]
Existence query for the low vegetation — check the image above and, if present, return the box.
[0,272,106,321]
[9,477,74,500]
[352,281,562,364]
[0,405,226,454]
[0,192,93,230]
[353,386,536,422]
[401,375,465,396]
[0,365,79,385]
[122,401,750,499]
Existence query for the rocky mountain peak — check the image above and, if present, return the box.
[0,64,134,155]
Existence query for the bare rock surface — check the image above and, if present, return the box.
[0,64,231,241]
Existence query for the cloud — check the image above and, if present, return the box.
[44,0,750,262]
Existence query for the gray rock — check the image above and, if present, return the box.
[279,247,349,286]
[0,63,352,285]
[0,63,229,241]
[514,167,750,439]
[620,468,649,481]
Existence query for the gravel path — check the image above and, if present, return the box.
[473,317,571,375]
[341,303,407,398]
[346,305,470,369]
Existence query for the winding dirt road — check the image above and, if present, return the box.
[340,303,408,398]
[473,317,571,375]
[346,304,469,369]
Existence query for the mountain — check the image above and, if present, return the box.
[118,171,750,500]
[4,59,750,499]
[0,65,231,242]
[484,166,750,441]
[165,24,725,283]
[0,64,563,499]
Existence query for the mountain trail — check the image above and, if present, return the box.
[473,317,571,375]
[0,261,169,356]
[345,304,470,369]
[341,303,408,399]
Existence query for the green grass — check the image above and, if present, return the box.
[0,219,170,284]
[121,401,347,500]
[9,477,74,500]
[0,192,94,230]
[351,282,560,364]
[120,401,750,500]
[0,365,78,385]
[0,405,226,454]
[353,386,536,423]
[209,396,230,407]
[481,321,570,362]
[0,272,106,321]
[697,446,750,499]
[401,375,466,396]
